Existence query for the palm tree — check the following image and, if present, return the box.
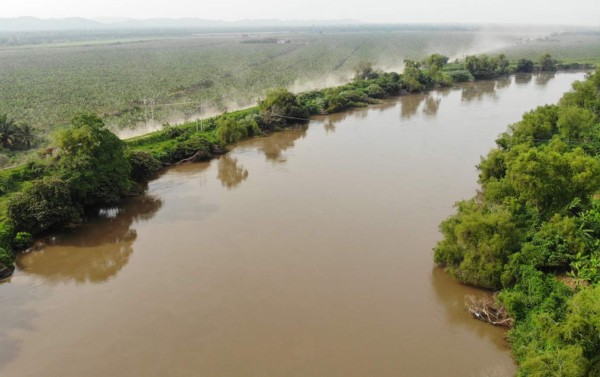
[16,123,36,149]
[0,114,18,149]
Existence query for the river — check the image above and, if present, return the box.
[0,71,586,376]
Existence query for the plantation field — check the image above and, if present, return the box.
[0,28,506,131]
[497,32,600,64]
[0,27,598,139]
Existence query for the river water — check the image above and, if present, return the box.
[0,72,586,377]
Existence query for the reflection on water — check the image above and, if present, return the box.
[423,95,441,116]
[430,267,509,349]
[461,79,498,102]
[217,155,249,189]
[324,119,336,133]
[253,125,308,163]
[17,195,162,284]
[515,73,533,85]
[401,92,446,118]
[535,72,556,86]
[401,93,427,118]
[496,76,512,90]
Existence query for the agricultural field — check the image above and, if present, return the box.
[0,27,513,133]
[497,32,600,64]
[0,26,598,164]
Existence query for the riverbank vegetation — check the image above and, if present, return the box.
[434,68,600,376]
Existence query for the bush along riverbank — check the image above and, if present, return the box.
[0,52,595,280]
[435,68,600,376]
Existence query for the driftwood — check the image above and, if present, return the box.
[465,294,513,328]
[176,150,210,165]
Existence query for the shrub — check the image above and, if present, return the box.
[259,88,309,129]
[128,151,162,182]
[365,84,386,98]
[0,221,15,248]
[0,246,14,270]
[448,70,473,82]
[12,232,33,250]
[215,117,249,145]
[177,135,213,159]
[7,177,80,234]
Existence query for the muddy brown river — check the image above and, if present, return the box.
[0,72,586,376]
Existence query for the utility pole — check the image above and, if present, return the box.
[143,99,148,128]
[196,105,203,133]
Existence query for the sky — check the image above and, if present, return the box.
[2,0,600,26]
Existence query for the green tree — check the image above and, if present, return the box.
[538,53,557,72]
[15,123,36,149]
[0,114,18,149]
[423,53,449,70]
[516,58,535,73]
[56,114,131,207]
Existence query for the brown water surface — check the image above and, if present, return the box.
[0,72,586,376]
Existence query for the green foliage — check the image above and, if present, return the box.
[259,88,309,129]
[423,53,449,70]
[465,54,510,79]
[365,84,386,99]
[127,151,162,182]
[161,123,185,139]
[519,345,588,377]
[516,58,535,73]
[504,143,600,213]
[0,114,18,149]
[56,114,132,206]
[448,70,474,83]
[0,246,14,270]
[401,60,427,92]
[7,177,79,234]
[215,117,249,145]
[538,53,558,72]
[561,285,600,360]
[435,199,523,289]
[12,231,33,250]
[500,265,572,321]
[556,106,596,141]
[0,221,15,249]
[561,69,600,118]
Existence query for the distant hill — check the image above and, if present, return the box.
[0,17,103,31]
[0,17,363,32]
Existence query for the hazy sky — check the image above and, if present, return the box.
[3,0,600,26]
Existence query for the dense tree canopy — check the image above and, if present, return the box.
[435,68,600,376]
[56,114,132,207]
